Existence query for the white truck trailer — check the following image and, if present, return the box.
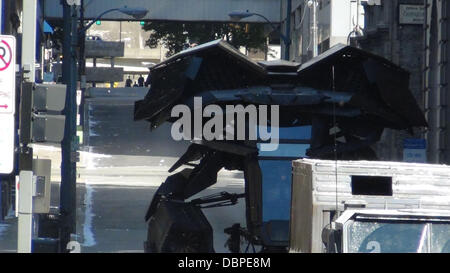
[290,159,450,253]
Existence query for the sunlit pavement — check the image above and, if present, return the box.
[0,94,246,253]
[0,144,245,253]
[74,150,245,253]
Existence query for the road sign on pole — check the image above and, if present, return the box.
[0,35,16,175]
[0,36,15,113]
[403,138,427,163]
[0,115,14,174]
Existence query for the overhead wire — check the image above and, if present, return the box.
[332,65,339,215]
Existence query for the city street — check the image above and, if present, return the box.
[0,94,246,253]
[3,0,449,258]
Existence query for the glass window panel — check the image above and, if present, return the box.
[346,221,427,253]
[259,160,292,222]
[431,223,450,253]
[257,143,310,157]
[256,125,312,140]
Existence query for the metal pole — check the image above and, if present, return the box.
[0,0,3,34]
[21,0,37,82]
[79,0,86,128]
[356,0,360,30]
[17,171,33,253]
[312,0,318,57]
[60,0,78,252]
[17,82,34,253]
[18,0,37,253]
[80,8,120,33]
[248,12,290,58]
[284,0,291,60]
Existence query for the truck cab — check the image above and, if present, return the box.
[325,209,450,253]
[290,159,450,253]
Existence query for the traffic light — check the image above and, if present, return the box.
[32,84,66,112]
[31,115,65,142]
[31,84,66,143]
[19,83,67,144]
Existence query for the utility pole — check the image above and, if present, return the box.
[79,0,86,128]
[60,0,78,252]
[312,0,318,57]
[21,0,37,82]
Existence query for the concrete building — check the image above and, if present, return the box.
[356,0,425,162]
[0,1,22,36]
[281,0,365,62]
[423,0,450,164]
[280,0,427,162]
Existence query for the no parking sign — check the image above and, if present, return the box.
[0,35,15,113]
[0,35,16,174]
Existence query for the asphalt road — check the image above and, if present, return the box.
[0,91,246,253]
[77,169,245,253]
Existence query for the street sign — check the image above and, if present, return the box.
[399,5,425,25]
[403,138,427,163]
[0,35,16,174]
[0,115,15,174]
[0,35,16,114]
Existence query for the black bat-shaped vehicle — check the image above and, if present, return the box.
[134,40,426,253]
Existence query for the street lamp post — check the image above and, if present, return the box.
[311,0,318,57]
[60,0,78,252]
[80,7,148,34]
[229,9,292,61]
[60,1,148,252]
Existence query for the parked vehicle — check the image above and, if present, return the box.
[290,159,450,253]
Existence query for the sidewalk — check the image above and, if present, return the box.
[0,217,17,253]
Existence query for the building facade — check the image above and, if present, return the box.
[424,0,450,164]
[281,0,428,162]
[281,0,365,62]
[354,0,425,162]
[356,0,425,162]
[0,1,22,36]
